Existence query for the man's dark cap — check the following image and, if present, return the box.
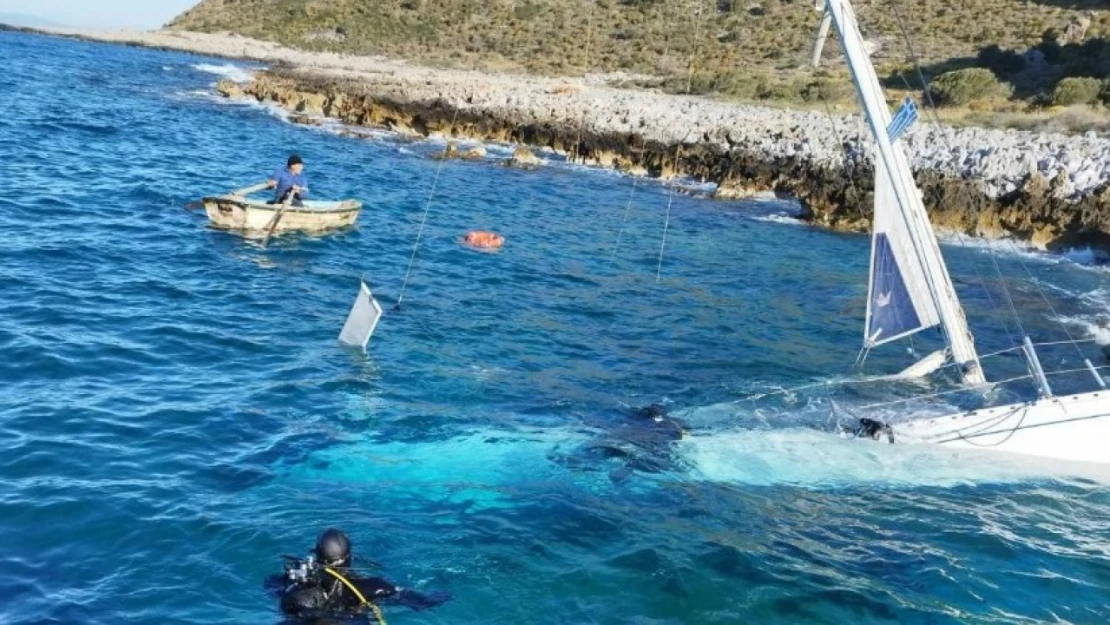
[288,154,304,167]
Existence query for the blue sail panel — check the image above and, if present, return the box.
[866,232,923,344]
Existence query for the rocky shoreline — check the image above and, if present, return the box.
[27,27,1110,250]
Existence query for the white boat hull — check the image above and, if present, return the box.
[202,196,361,238]
[895,390,1110,465]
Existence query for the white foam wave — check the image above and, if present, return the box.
[943,235,1110,272]
[678,428,1086,488]
[673,180,719,196]
[482,143,516,157]
[255,100,293,123]
[1062,246,1100,266]
[210,92,293,122]
[193,63,255,84]
[943,234,1046,258]
[1078,287,1110,308]
[275,409,1099,496]
[753,214,807,226]
[1053,314,1110,345]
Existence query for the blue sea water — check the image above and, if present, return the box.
[2,29,1110,625]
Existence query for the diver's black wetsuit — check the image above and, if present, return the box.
[564,403,689,478]
[269,529,448,623]
[854,417,894,443]
[267,570,445,623]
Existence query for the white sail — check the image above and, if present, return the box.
[338,279,383,352]
[865,158,941,346]
[806,0,1110,468]
[816,0,985,383]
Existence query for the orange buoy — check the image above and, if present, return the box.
[462,230,504,250]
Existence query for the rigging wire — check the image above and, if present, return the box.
[811,34,870,373]
[819,101,877,370]
[731,339,1080,406]
[952,404,1029,448]
[885,0,1082,359]
[657,180,677,283]
[807,3,998,418]
[881,0,1080,387]
[569,1,596,166]
[608,138,645,270]
[656,0,708,283]
[1005,240,1089,360]
[885,70,1022,352]
[395,106,462,309]
[765,1,1105,422]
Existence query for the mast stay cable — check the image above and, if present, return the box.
[395,106,462,309]
[885,0,1089,368]
[656,0,708,283]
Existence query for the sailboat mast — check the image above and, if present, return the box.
[820,0,985,384]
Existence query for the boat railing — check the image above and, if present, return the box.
[736,337,1110,412]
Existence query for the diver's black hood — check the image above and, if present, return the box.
[315,528,351,567]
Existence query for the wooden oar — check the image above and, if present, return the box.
[185,182,269,210]
[261,190,296,247]
[232,182,271,197]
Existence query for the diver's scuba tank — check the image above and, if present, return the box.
[284,553,320,585]
[280,553,333,614]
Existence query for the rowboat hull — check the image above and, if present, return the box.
[895,390,1110,466]
[202,196,361,238]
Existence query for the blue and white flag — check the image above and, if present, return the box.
[886,97,918,143]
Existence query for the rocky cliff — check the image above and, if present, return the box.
[221,69,1110,251]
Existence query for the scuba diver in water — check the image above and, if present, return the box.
[267,528,448,623]
[555,403,690,480]
[851,417,894,443]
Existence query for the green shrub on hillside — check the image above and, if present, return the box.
[1052,77,1102,106]
[801,79,852,103]
[928,68,1009,106]
[167,0,1110,107]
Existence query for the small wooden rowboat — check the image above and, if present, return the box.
[202,182,361,239]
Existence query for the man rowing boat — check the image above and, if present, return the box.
[268,154,309,207]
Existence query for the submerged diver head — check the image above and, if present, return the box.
[630,403,687,443]
[315,528,352,567]
[856,418,894,443]
[635,403,668,423]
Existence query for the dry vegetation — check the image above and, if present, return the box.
[169,0,1110,127]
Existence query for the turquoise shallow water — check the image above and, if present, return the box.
[2,30,1110,625]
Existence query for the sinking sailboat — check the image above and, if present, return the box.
[813,0,1110,466]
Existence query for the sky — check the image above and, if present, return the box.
[0,0,198,29]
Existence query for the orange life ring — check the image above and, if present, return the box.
[463,230,504,249]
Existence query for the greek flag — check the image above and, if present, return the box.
[886,97,918,143]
